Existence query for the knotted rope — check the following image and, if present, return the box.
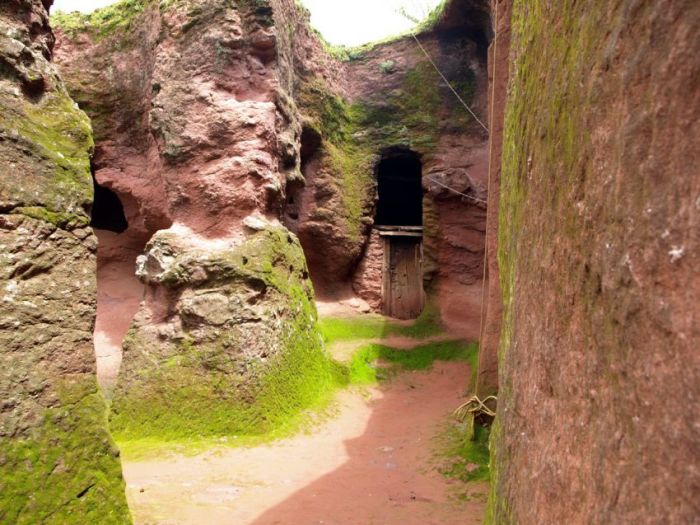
[454,395,497,421]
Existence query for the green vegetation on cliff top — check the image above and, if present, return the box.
[52,0,152,39]
[52,0,274,39]
[321,0,450,61]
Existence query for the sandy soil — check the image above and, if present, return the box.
[122,360,486,524]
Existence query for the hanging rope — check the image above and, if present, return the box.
[398,7,489,134]
[399,7,501,427]
[454,395,498,421]
[425,175,488,205]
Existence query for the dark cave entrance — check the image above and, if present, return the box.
[90,176,128,233]
[375,150,423,227]
[374,149,424,319]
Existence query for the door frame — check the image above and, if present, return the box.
[378,226,424,319]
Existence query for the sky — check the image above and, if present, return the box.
[50,0,442,46]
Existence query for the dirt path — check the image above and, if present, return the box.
[122,360,486,524]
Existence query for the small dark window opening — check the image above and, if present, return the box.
[375,151,423,227]
[90,176,128,233]
[300,126,322,170]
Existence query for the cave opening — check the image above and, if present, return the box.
[375,149,423,227]
[90,176,128,233]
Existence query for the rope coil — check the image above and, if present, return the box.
[454,395,498,421]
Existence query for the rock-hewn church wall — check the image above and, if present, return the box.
[488,1,700,522]
[53,0,337,440]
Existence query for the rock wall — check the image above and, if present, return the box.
[0,0,130,522]
[286,4,491,330]
[475,0,510,398]
[51,0,493,439]
[351,229,384,311]
[53,0,337,440]
[489,1,700,523]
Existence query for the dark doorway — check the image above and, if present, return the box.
[91,177,128,233]
[375,150,423,227]
[374,149,424,319]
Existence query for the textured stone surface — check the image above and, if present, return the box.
[285,15,491,326]
[351,229,384,311]
[0,0,130,522]
[53,0,338,438]
[110,225,333,439]
[476,0,511,397]
[489,1,700,523]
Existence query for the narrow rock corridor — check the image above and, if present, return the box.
[1,0,696,523]
[123,304,488,525]
[122,334,486,524]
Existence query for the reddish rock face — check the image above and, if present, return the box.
[489,1,700,523]
[346,31,489,327]
[52,0,338,439]
[476,0,511,397]
[280,18,491,322]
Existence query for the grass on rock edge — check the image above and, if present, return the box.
[318,302,444,342]
[434,419,491,485]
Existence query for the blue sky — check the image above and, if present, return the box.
[50,0,441,46]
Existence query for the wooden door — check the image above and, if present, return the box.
[383,236,424,319]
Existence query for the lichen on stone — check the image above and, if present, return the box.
[110,226,339,440]
[0,380,132,525]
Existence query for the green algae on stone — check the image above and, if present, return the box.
[0,90,94,225]
[110,227,338,441]
[0,379,131,525]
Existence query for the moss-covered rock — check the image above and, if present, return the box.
[489,0,700,523]
[1,379,131,524]
[110,225,337,439]
[0,89,94,224]
[0,214,132,524]
[0,1,131,521]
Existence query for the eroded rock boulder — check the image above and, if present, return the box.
[110,224,331,438]
[52,0,339,440]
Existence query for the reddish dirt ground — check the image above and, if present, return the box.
[122,358,486,524]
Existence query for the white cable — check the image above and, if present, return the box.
[426,176,488,205]
[410,32,490,134]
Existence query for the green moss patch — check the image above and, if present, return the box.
[110,325,337,441]
[434,420,490,484]
[0,380,131,524]
[110,228,340,453]
[345,339,478,384]
[318,303,444,343]
[0,90,94,224]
